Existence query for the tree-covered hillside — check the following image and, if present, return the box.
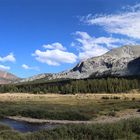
[0,77,140,94]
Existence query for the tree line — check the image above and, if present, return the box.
[0,77,139,94]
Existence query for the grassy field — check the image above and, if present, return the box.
[0,92,140,102]
[0,93,139,139]
[0,93,139,120]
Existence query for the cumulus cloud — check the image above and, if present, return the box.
[0,53,15,71]
[34,43,77,66]
[0,65,10,70]
[82,4,140,39]
[0,53,16,63]
[22,64,39,71]
[43,42,66,51]
[72,31,135,60]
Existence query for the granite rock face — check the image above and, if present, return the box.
[18,45,140,83]
[51,45,140,79]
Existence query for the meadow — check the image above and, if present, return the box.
[0,93,139,139]
[0,93,139,120]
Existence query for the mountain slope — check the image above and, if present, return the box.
[0,70,19,84]
[67,45,140,78]
[18,45,140,83]
[51,45,140,79]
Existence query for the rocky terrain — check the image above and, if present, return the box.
[18,45,140,83]
[67,45,140,78]
[0,70,19,84]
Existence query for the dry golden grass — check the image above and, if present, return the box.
[0,92,140,105]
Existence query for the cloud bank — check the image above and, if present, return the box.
[72,31,135,60]
[82,4,140,39]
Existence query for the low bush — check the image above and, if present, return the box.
[111,96,120,100]
[108,111,116,117]
[102,96,110,99]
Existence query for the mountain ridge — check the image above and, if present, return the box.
[0,45,140,84]
[17,45,140,83]
[0,70,19,84]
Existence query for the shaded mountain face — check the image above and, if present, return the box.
[18,45,140,83]
[127,57,140,75]
[0,70,19,84]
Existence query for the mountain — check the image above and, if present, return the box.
[0,70,19,84]
[18,45,140,83]
[68,45,140,78]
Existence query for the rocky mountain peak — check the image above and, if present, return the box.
[56,45,140,79]
[16,45,140,83]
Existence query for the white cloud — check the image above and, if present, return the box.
[0,53,15,71]
[22,64,30,69]
[0,65,10,71]
[22,64,39,71]
[82,4,140,39]
[34,49,77,66]
[34,43,77,66]
[73,31,135,60]
[43,42,66,51]
[0,53,16,63]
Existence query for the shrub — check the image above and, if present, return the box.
[0,130,25,140]
[108,111,116,117]
[111,96,120,100]
[102,96,110,100]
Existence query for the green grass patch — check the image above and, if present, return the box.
[0,99,139,120]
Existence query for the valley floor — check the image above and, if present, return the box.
[0,92,140,121]
[0,93,140,140]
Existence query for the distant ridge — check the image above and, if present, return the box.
[0,70,19,84]
[14,45,140,83]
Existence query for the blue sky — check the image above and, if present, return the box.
[0,0,140,78]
